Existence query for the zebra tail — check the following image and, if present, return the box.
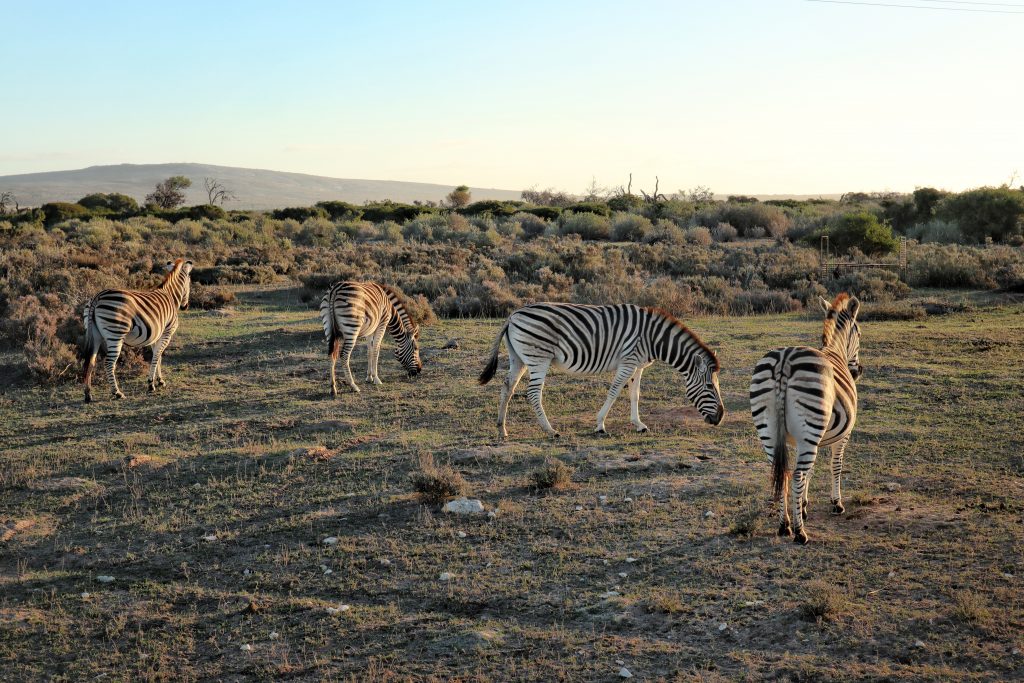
[81,301,99,367]
[320,294,341,359]
[478,320,509,385]
[770,385,790,501]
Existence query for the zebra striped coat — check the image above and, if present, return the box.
[319,281,422,395]
[479,303,725,439]
[749,293,863,545]
[83,258,193,402]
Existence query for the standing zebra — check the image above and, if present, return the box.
[749,293,863,545]
[479,303,725,439]
[320,281,422,395]
[83,258,193,403]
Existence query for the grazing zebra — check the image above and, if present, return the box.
[320,281,422,395]
[82,258,193,403]
[479,303,725,439]
[749,293,863,545]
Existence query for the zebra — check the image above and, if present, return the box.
[479,303,725,439]
[749,293,863,545]
[319,281,423,395]
[82,258,193,403]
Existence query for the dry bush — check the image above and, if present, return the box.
[530,458,574,491]
[951,590,991,625]
[410,452,467,505]
[189,284,236,310]
[711,223,738,242]
[728,499,767,538]
[800,581,849,623]
[403,293,437,327]
[858,302,926,321]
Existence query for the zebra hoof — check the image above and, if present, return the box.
[831,502,845,516]
[794,528,810,545]
[777,522,793,538]
[113,391,126,400]
[84,392,93,404]
[636,426,649,434]
[594,427,607,435]
[156,379,166,388]
[147,382,156,393]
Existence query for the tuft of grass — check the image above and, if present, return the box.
[410,452,466,505]
[859,302,927,321]
[728,499,767,538]
[951,590,991,625]
[530,458,574,491]
[800,581,849,623]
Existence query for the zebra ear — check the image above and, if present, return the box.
[846,296,861,318]
[183,260,194,274]
[818,296,832,313]
[164,261,175,272]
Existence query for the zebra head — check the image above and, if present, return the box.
[819,294,863,380]
[394,324,423,377]
[164,259,194,310]
[684,353,725,426]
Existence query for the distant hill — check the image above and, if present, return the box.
[0,163,523,210]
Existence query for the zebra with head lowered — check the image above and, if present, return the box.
[479,303,725,439]
[749,293,863,545]
[83,258,193,403]
[320,281,422,395]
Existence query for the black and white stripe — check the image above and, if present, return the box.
[320,281,422,395]
[749,293,863,545]
[82,258,193,402]
[479,303,725,438]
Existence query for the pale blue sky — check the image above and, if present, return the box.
[2,0,1021,194]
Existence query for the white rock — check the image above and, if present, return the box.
[743,600,765,607]
[202,534,217,542]
[623,497,633,503]
[603,559,610,565]
[574,505,583,511]
[457,531,467,538]
[1012,647,1020,656]
[487,510,497,519]
[616,659,625,665]
[243,569,251,576]
[618,572,628,579]
[625,557,637,563]
[882,482,902,492]
[323,569,333,575]
[619,667,633,678]
[914,640,925,648]
[887,570,896,578]
[600,591,620,599]
[326,604,350,615]
[444,498,485,514]
[322,536,338,545]
[269,631,279,640]
[439,572,453,581]
[96,575,115,583]
[379,558,392,567]
[704,510,715,518]
[240,644,252,652]
[718,622,728,631]
[80,592,90,599]
[599,495,608,504]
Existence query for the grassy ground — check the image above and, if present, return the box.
[1,286,1022,682]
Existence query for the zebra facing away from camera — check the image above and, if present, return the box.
[320,281,422,395]
[749,293,863,545]
[83,258,193,403]
[479,303,725,439]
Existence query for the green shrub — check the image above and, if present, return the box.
[607,194,644,212]
[271,206,328,221]
[564,201,611,217]
[315,201,363,221]
[77,192,139,214]
[459,200,520,217]
[41,202,91,227]
[831,269,909,302]
[610,213,653,242]
[521,206,562,221]
[810,211,899,256]
[361,201,430,223]
[907,244,995,289]
[938,186,1024,243]
[559,212,611,240]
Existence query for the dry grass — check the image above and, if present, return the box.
[530,458,574,491]
[409,452,467,504]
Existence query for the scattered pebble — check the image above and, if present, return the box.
[618,572,628,579]
[240,644,252,652]
[625,557,637,563]
[379,558,392,567]
[457,531,467,538]
[322,536,338,545]
[96,575,115,583]
[619,667,633,678]
[1012,647,1020,656]
[80,592,90,599]
[243,569,251,576]
[574,505,583,511]
[616,659,624,666]
[742,600,765,607]
[202,534,217,542]
[718,622,728,631]
[326,604,351,615]
[887,570,896,579]
[320,565,333,575]
[704,510,715,518]
[602,559,610,565]
[599,495,608,504]
[600,591,620,599]
[623,497,633,503]
[914,640,926,648]
[439,572,453,581]
[1002,573,1014,579]
[269,632,279,640]
[487,510,497,519]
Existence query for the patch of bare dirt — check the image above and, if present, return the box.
[27,477,102,493]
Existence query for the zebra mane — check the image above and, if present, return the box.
[158,258,187,288]
[644,307,720,371]
[380,283,416,331]
[822,292,852,347]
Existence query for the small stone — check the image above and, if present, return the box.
[618,572,628,579]
[269,631,279,640]
[326,604,350,615]
[96,575,115,583]
[457,531,467,538]
[625,557,637,563]
[574,505,583,511]
[379,558,392,567]
[914,640,925,648]
[80,592,90,599]
[322,536,338,545]
[243,569,251,576]
[1012,647,1020,656]
[439,572,453,581]
[882,482,902,492]
[600,591,620,599]
[616,659,625,666]
[202,534,217,542]
[602,559,610,565]
[443,498,485,514]
[623,497,633,503]
[487,510,497,519]
[718,622,728,631]
[619,667,633,678]
[704,510,715,518]
[240,644,252,652]
[742,600,765,607]
[599,495,608,504]
[887,570,896,579]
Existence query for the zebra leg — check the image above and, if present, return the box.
[497,352,527,440]
[791,447,819,545]
[524,359,558,437]
[776,464,792,537]
[105,340,126,400]
[83,340,101,404]
[367,325,386,385]
[148,324,177,392]
[801,466,813,521]
[830,436,850,515]
[595,363,635,434]
[627,366,649,433]
[341,338,360,393]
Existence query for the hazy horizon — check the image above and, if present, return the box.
[2,1,1022,196]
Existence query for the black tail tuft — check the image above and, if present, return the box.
[479,353,498,385]
[770,390,790,501]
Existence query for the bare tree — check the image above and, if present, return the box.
[0,191,13,215]
[680,185,714,203]
[640,176,666,203]
[203,177,236,206]
[583,177,607,201]
[521,186,575,207]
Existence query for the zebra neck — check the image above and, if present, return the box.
[158,272,186,299]
[649,316,696,372]
[386,305,412,339]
